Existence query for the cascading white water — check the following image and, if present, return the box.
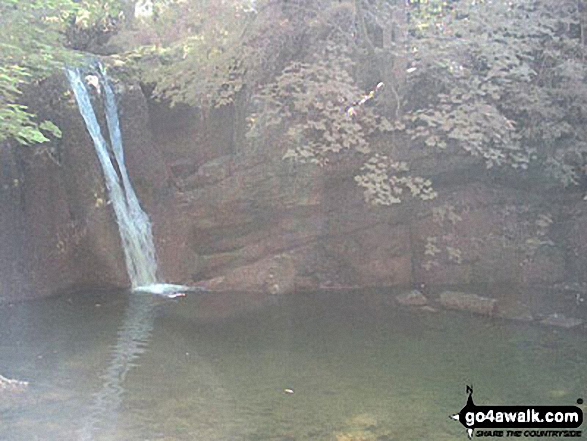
[66,65,158,288]
[68,63,202,440]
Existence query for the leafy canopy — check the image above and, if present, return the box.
[0,0,123,146]
[134,0,587,203]
[5,0,587,202]
[401,0,587,186]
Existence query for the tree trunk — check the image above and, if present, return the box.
[380,1,408,119]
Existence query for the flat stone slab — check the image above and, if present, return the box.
[439,291,497,316]
[540,313,584,329]
[396,290,428,306]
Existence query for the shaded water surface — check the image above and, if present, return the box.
[0,290,585,440]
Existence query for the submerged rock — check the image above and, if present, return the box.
[540,313,583,329]
[496,301,534,322]
[439,291,497,316]
[396,290,428,306]
[334,413,392,441]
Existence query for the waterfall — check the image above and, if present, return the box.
[67,63,204,440]
[66,65,158,288]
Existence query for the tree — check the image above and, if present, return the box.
[0,0,124,146]
[400,0,587,187]
[13,0,577,198]
[8,0,587,190]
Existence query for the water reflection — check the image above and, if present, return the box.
[79,294,156,439]
[1,290,585,440]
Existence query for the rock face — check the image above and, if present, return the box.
[0,76,129,303]
[204,253,297,294]
[1,71,585,306]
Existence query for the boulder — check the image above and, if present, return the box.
[439,291,498,316]
[396,290,428,306]
[204,254,297,295]
[540,313,584,329]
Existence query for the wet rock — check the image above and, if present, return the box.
[396,290,428,306]
[294,276,320,291]
[412,184,568,288]
[168,158,198,178]
[183,155,233,189]
[325,222,413,288]
[548,389,570,399]
[204,254,297,294]
[319,281,359,291]
[439,291,498,316]
[521,247,565,285]
[335,413,393,441]
[540,313,583,329]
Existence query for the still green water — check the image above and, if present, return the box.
[0,290,585,440]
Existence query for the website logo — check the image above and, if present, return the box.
[450,386,583,439]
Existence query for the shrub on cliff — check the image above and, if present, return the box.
[132,0,587,201]
[6,0,587,199]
